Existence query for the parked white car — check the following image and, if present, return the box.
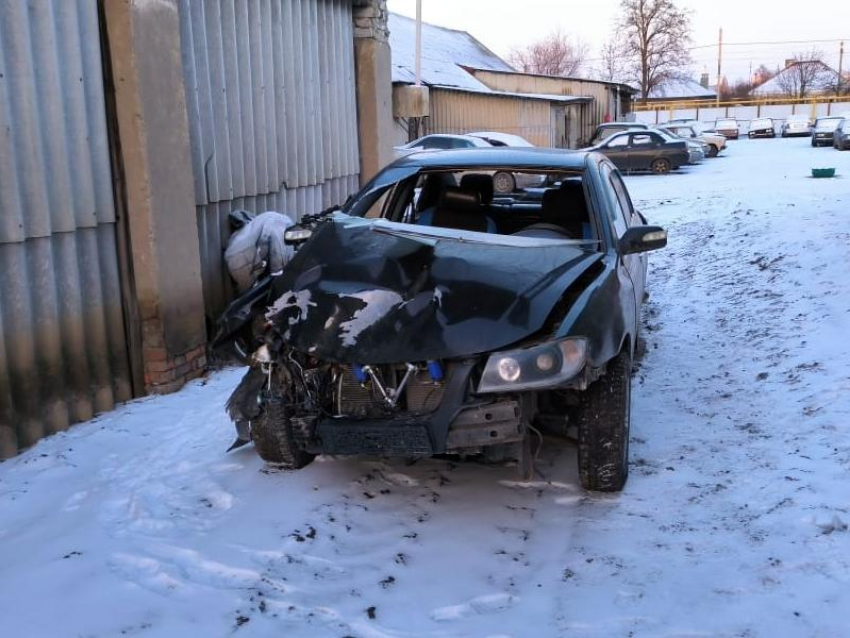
[393,134,490,159]
[395,132,545,194]
[781,114,812,137]
[467,132,545,193]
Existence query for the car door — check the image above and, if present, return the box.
[627,133,658,170]
[598,162,639,339]
[609,170,647,304]
[599,133,630,170]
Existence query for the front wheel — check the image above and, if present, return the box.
[575,350,631,492]
[651,158,671,175]
[707,145,719,158]
[251,397,315,469]
[493,171,516,195]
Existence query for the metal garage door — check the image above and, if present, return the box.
[0,0,132,457]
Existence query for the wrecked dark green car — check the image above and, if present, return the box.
[216,148,666,491]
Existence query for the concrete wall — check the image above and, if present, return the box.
[103,0,206,393]
[353,0,395,182]
[635,101,850,130]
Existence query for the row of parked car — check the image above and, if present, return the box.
[394,122,722,181]
[672,113,850,149]
[585,121,726,174]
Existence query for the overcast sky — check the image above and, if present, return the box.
[386,0,850,82]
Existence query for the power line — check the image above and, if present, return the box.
[690,37,848,50]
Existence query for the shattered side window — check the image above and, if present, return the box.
[345,166,421,217]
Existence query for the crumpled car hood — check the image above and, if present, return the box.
[267,214,602,364]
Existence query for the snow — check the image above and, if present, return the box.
[389,12,512,90]
[751,62,840,97]
[2,138,850,636]
[646,77,717,100]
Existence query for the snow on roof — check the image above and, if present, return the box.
[750,61,839,96]
[389,12,514,91]
[647,77,717,100]
[428,83,590,104]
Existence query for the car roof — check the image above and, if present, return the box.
[597,122,647,129]
[467,131,535,147]
[389,147,591,170]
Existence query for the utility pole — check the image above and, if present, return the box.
[839,41,845,96]
[415,0,422,86]
[716,27,723,107]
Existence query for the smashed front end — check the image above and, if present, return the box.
[224,212,601,468]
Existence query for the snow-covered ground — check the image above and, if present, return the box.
[1,138,849,637]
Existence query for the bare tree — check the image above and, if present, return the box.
[751,64,776,88]
[507,30,588,77]
[594,39,628,83]
[614,0,692,101]
[775,50,837,98]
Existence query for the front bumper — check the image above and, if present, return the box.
[310,360,526,456]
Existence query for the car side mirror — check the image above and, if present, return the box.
[618,225,667,255]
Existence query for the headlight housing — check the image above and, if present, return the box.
[284,227,313,244]
[477,337,587,394]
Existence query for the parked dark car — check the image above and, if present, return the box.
[214,148,667,492]
[589,122,649,145]
[833,118,850,150]
[748,117,776,138]
[588,131,689,174]
[811,117,843,147]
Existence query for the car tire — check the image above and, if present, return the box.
[575,349,631,492]
[707,145,719,157]
[251,396,315,469]
[650,158,671,175]
[493,171,516,195]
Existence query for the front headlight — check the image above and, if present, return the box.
[477,338,587,394]
[284,227,313,245]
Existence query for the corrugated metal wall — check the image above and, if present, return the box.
[467,70,633,145]
[0,0,132,458]
[178,0,361,320]
[425,88,556,147]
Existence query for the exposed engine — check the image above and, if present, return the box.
[335,363,446,418]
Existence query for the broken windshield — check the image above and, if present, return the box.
[344,166,599,245]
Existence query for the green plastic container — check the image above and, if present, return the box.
[811,168,836,178]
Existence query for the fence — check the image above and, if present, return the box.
[634,95,850,128]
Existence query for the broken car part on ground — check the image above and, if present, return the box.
[214,148,667,490]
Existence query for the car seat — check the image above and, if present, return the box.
[415,173,456,227]
[513,180,590,239]
[459,173,495,205]
[431,187,496,233]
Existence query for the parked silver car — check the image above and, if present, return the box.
[780,114,812,137]
[660,123,726,157]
